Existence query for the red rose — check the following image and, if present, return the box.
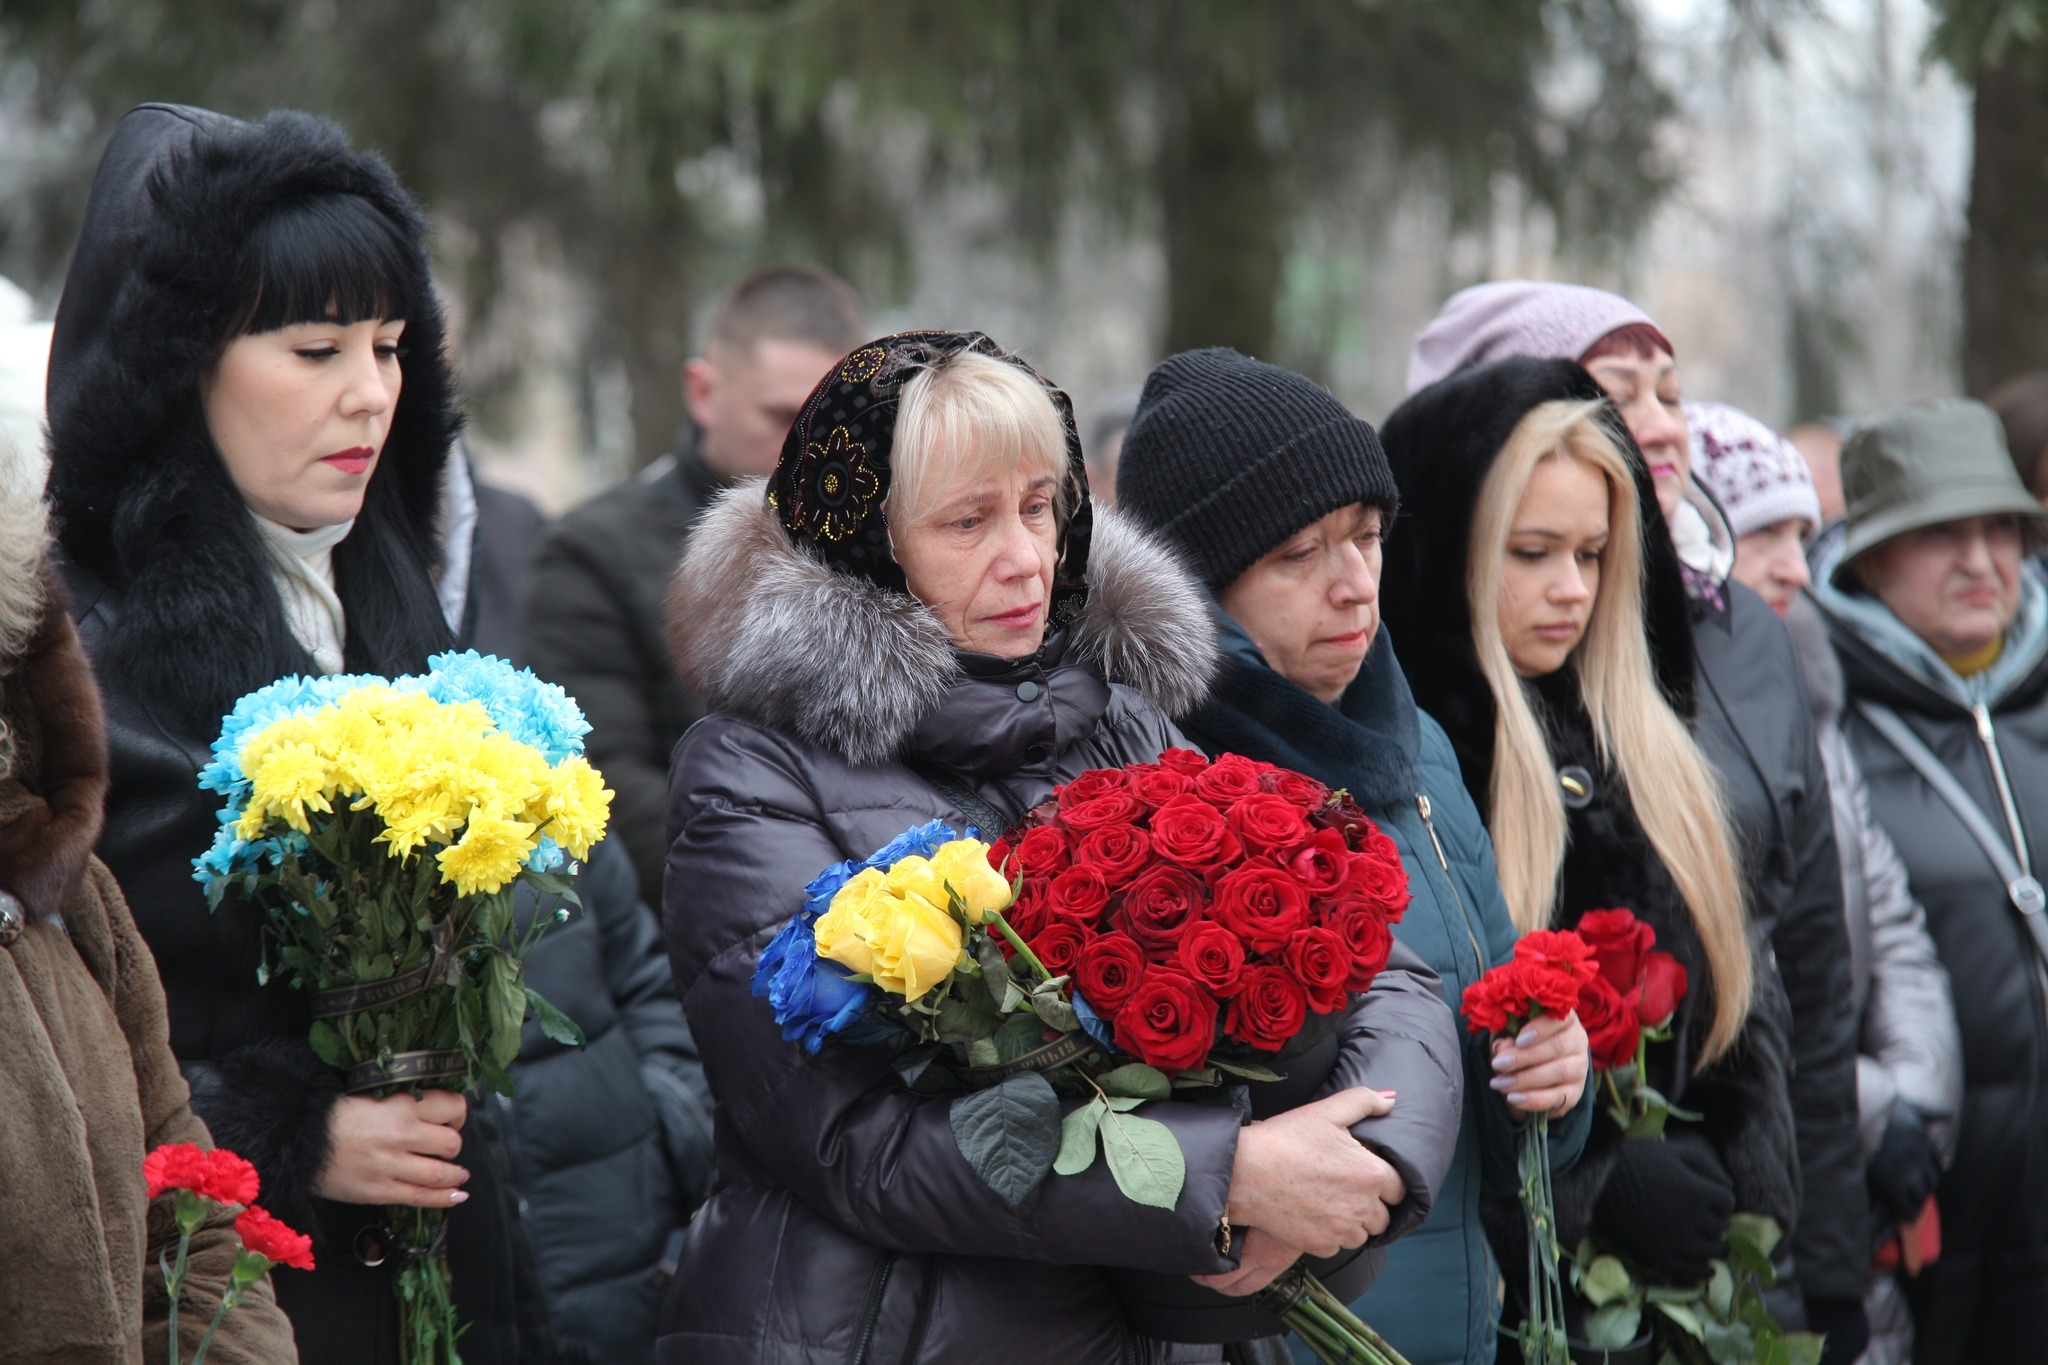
[1060,792,1146,834]
[1305,980,1348,1014]
[143,1143,210,1200]
[1194,754,1268,806]
[1327,898,1394,990]
[1075,932,1149,1013]
[1047,865,1113,924]
[1029,921,1089,976]
[1074,823,1153,888]
[1224,965,1310,1051]
[199,1149,261,1207]
[1287,828,1353,898]
[1148,795,1244,872]
[1284,926,1352,995]
[1115,864,1209,957]
[1000,883,1052,947]
[1157,748,1212,777]
[1177,922,1248,996]
[1310,793,1372,843]
[1058,769,1131,809]
[1265,767,1330,810]
[1226,793,1315,857]
[234,1205,315,1271]
[1638,952,1688,1028]
[1211,861,1311,951]
[1012,825,1073,877]
[1113,969,1220,1072]
[1125,765,1195,811]
[1345,846,1412,922]
[1575,908,1657,997]
[1576,974,1641,1071]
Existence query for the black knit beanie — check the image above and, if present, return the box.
[1114,348,1398,590]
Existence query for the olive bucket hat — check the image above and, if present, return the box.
[1834,397,2048,582]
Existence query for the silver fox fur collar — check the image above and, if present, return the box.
[667,479,1217,766]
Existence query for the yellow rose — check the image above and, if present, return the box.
[929,840,1014,922]
[865,891,966,1002]
[814,868,889,976]
[880,856,945,906]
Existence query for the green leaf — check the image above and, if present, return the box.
[1655,1301,1706,1341]
[975,936,1012,996]
[307,1019,350,1069]
[1580,1254,1635,1308]
[1780,1334,1825,1365]
[1170,1067,1221,1089]
[1104,1096,1146,1112]
[935,995,998,1044]
[525,986,586,1048]
[948,1072,1062,1206]
[1055,1098,1106,1175]
[992,1009,1047,1062]
[1210,1058,1284,1083]
[1624,1105,1671,1140]
[1706,1260,1734,1319]
[1098,1110,1185,1209]
[1727,1213,1783,1260]
[1646,1283,1706,1304]
[1094,1064,1172,1100]
[1028,981,1077,1031]
[485,951,525,1069]
[1586,1302,1643,1348]
[965,1037,1001,1069]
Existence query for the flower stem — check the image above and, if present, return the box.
[164,1229,193,1365]
[189,1294,233,1365]
[987,909,1051,983]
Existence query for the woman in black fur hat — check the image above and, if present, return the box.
[1377,359,1803,1352]
[46,104,550,1365]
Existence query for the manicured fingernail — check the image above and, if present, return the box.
[1516,1027,1537,1046]
[1492,1051,1515,1070]
[1490,1076,1513,1091]
[449,1190,469,1205]
[458,1168,471,1183]
[1377,1089,1397,1098]
[1506,1093,1529,1107]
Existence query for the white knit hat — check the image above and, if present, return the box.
[1406,280,1655,394]
[1686,401,1822,540]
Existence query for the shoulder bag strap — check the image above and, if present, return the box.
[1855,698,2048,969]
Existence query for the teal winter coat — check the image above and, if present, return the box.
[1184,616,1591,1365]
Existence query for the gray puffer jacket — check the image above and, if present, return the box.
[654,486,1464,1365]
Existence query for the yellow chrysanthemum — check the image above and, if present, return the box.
[531,756,612,860]
[436,812,538,896]
[243,739,336,834]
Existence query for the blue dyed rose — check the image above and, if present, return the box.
[753,913,874,1052]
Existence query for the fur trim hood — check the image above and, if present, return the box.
[45,104,458,729]
[666,481,1217,765]
[1377,356,1695,808]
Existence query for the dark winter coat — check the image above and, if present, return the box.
[1377,358,1803,1289]
[655,484,1465,1364]
[503,837,714,1365]
[1183,615,1592,1365]
[524,440,727,899]
[460,475,548,664]
[0,558,297,1365]
[1815,554,2048,1362]
[45,104,546,1365]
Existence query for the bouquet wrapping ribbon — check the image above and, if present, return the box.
[951,1033,1098,1087]
[310,921,458,1021]
[345,1049,472,1094]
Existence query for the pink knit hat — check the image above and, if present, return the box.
[1405,280,1654,394]
[1686,401,1822,539]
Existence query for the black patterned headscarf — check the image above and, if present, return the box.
[768,330,1098,634]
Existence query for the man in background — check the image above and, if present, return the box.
[524,265,865,901]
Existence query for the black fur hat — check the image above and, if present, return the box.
[1376,356,1694,809]
[45,104,459,730]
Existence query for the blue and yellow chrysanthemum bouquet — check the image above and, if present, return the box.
[193,651,611,1365]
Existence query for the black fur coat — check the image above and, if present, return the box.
[47,105,549,1365]
[1376,359,1800,1277]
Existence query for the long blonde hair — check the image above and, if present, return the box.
[1469,400,1752,1064]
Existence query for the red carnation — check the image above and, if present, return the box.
[1127,764,1196,810]
[1225,965,1310,1051]
[198,1149,261,1207]
[1575,908,1657,997]
[1638,952,1688,1028]
[1194,754,1268,806]
[1210,860,1311,951]
[1177,922,1248,996]
[1148,795,1244,872]
[1327,898,1394,990]
[1514,930,1598,987]
[1113,970,1220,1073]
[1287,828,1353,898]
[1074,823,1153,888]
[1225,793,1315,857]
[1114,864,1209,959]
[1266,768,1331,810]
[1459,968,1522,1035]
[1057,769,1131,808]
[234,1206,315,1271]
[1012,825,1074,877]
[1074,932,1149,1013]
[1576,973,1642,1071]
[1028,921,1089,976]
[143,1143,210,1200]
[1157,748,1212,777]
[1046,865,1113,924]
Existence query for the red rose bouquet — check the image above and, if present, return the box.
[1461,929,1600,1365]
[1572,908,1692,1136]
[145,1142,314,1364]
[754,749,1416,1363]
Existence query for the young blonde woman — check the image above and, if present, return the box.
[1378,358,1801,1347]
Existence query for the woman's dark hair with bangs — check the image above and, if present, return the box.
[219,192,424,346]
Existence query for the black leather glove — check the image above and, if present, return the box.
[1806,1295,1871,1365]
[1592,1132,1735,1282]
[1867,1102,1941,1226]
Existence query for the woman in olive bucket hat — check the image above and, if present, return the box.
[1811,398,2048,1362]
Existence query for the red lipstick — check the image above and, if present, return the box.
[321,446,375,475]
